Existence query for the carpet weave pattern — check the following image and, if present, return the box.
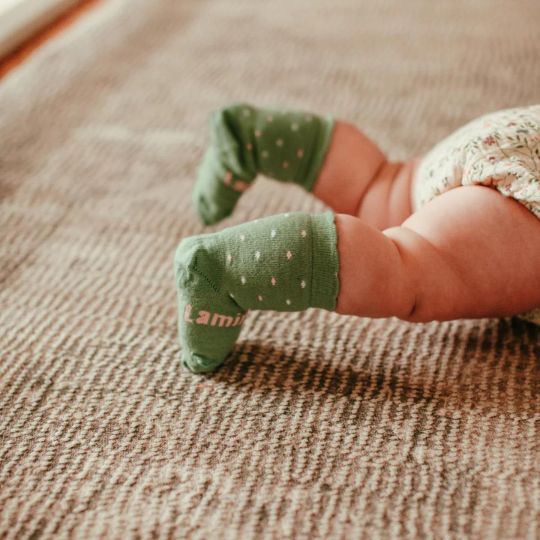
[1,0,539,538]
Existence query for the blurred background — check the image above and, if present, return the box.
[0,0,82,58]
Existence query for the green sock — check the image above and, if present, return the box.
[174,211,339,373]
[194,103,335,225]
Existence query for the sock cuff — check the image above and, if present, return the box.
[298,116,335,192]
[309,212,340,311]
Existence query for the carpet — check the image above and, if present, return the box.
[1,0,539,538]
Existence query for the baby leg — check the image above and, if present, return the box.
[313,121,417,229]
[194,103,334,225]
[177,182,538,373]
[337,185,540,322]
[194,103,415,229]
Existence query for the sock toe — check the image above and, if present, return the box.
[193,146,248,225]
[193,184,238,226]
[175,234,247,374]
[182,351,226,374]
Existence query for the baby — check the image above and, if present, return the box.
[175,103,540,373]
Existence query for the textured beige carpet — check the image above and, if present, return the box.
[1,0,539,538]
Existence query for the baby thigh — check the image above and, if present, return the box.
[384,185,540,322]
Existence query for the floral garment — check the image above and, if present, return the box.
[413,105,540,325]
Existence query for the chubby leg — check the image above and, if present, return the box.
[313,121,417,229]
[336,185,540,322]
[194,103,416,229]
[176,185,539,373]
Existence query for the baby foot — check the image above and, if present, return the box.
[174,211,339,372]
[193,103,335,225]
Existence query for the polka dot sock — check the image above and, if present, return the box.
[174,211,339,373]
[193,103,335,225]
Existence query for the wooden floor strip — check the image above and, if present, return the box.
[0,0,102,80]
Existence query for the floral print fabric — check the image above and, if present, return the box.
[413,105,540,325]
